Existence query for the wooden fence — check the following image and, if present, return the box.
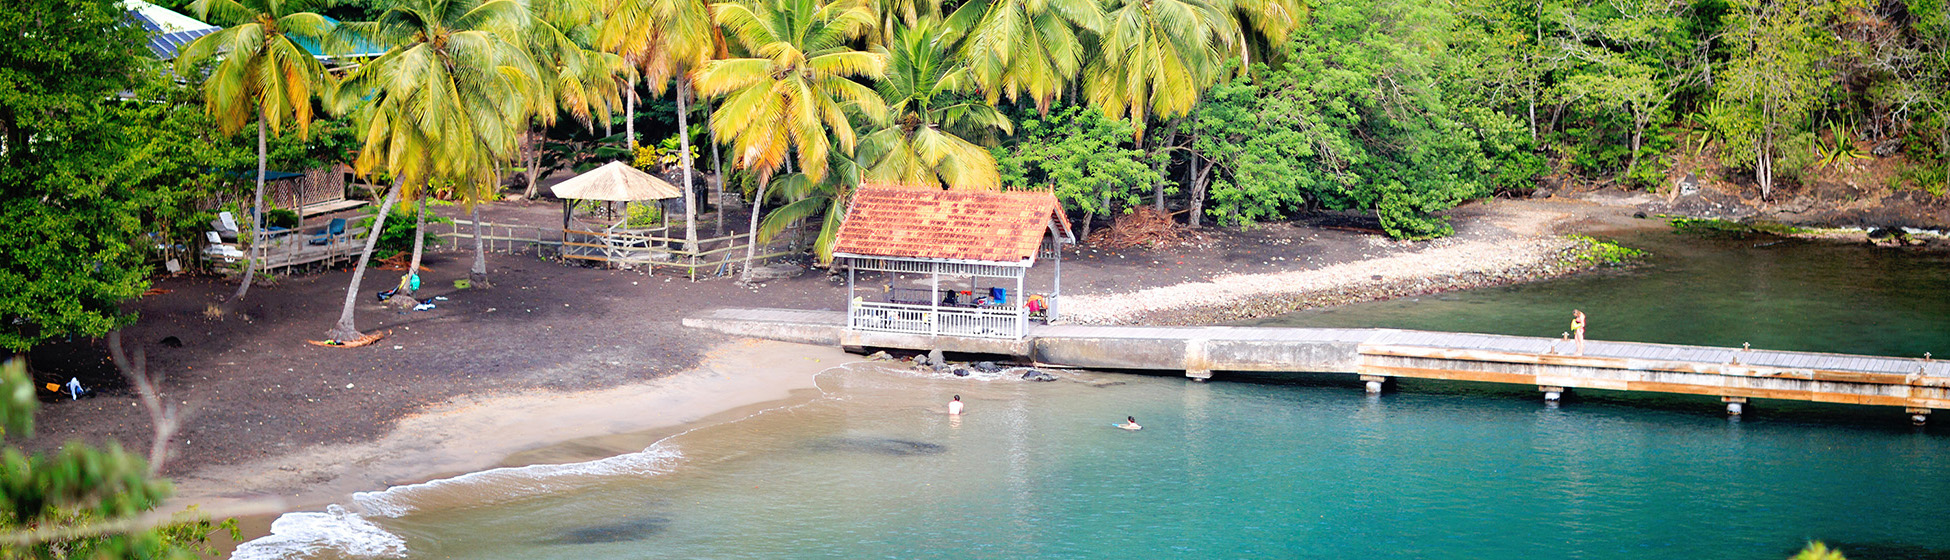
[440,220,798,280]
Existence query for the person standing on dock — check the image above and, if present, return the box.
[948,395,964,415]
[1571,310,1587,355]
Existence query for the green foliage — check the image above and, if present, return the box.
[625,202,664,227]
[1566,234,1647,265]
[367,205,451,262]
[0,1,226,352]
[1894,158,1948,197]
[1182,0,1541,239]
[996,104,1158,218]
[1789,541,1848,560]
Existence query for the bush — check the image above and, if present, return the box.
[368,205,451,261]
[266,209,299,229]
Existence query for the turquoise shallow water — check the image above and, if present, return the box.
[238,230,1950,560]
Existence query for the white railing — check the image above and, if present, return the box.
[849,301,1027,339]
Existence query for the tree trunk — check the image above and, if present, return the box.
[402,198,426,295]
[521,129,543,199]
[738,175,771,284]
[710,97,726,236]
[1629,111,1645,178]
[678,81,698,253]
[471,205,489,285]
[325,180,402,341]
[626,86,637,148]
[232,118,268,301]
[1189,156,1212,227]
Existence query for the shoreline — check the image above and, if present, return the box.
[171,339,856,515]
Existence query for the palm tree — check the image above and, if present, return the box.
[862,21,1010,189]
[692,0,888,282]
[599,0,715,253]
[754,148,861,264]
[942,0,1104,113]
[325,0,540,340]
[176,0,336,302]
[1082,0,1233,141]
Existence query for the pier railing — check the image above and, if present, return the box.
[849,301,1026,339]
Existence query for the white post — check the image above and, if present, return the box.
[929,262,940,336]
[846,262,856,329]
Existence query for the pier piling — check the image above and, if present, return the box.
[1723,396,1748,416]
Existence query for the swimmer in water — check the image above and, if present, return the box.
[948,395,963,415]
[1117,416,1142,430]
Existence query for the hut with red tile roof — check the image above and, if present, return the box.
[832,183,1075,339]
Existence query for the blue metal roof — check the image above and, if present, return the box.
[124,0,219,59]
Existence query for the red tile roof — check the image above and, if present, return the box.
[832,183,1072,264]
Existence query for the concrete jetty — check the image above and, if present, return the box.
[684,308,1950,422]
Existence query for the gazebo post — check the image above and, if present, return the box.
[562,199,571,231]
[1051,232,1063,323]
[1015,269,1025,336]
[846,261,855,327]
[929,262,940,336]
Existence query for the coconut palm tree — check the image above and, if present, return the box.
[754,148,861,264]
[1082,0,1233,141]
[861,21,1010,189]
[599,0,715,252]
[692,0,888,282]
[324,0,541,341]
[943,0,1104,113]
[176,0,336,302]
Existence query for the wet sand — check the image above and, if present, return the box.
[172,339,855,516]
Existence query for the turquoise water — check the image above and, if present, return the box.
[238,231,1950,560]
[1249,230,1950,358]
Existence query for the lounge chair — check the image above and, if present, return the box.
[309,218,346,246]
[204,231,245,261]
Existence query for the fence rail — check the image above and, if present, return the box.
[442,219,798,279]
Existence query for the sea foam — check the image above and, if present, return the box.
[230,504,406,560]
[230,444,683,559]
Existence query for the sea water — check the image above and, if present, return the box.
[237,230,1950,559]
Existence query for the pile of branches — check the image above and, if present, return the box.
[1085,206,1188,249]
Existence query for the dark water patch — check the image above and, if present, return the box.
[1822,541,1950,560]
[808,437,947,456]
[544,516,669,545]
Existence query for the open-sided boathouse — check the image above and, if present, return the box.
[684,308,1950,423]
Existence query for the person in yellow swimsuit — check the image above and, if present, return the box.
[1571,309,1587,355]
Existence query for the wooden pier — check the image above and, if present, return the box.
[684,308,1950,422]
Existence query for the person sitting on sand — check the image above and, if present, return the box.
[948,395,963,415]
[1118,416,1142,430]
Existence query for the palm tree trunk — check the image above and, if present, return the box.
[709,97,725,236]
[521,129,543,199]
[738,175,771,284]
[403,197,426,295]
[471,205,489,285]
[626,86,637,148]
[232,118,267,301]
[326,180,402,341]
[678,82,698,253]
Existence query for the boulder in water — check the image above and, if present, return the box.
[927,348,945,365]
[1021,369,1058,382]
[953,368,970,377]
[973,361,1002,373]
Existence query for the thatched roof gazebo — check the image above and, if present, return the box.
[832,183,1074,339]
[548,160,683,229]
